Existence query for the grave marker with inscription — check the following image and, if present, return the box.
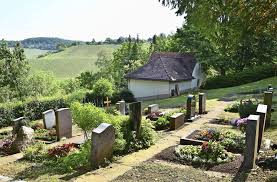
[55,108,72,140]
[43,109,56,129]
[90,123,115,169]
[242,115,259,170]
[129,101,142,134]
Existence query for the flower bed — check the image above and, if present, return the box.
[185,129,245,153]
[175,141,234,166]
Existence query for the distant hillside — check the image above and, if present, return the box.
[8,37,82,50]
[28,44,119,79]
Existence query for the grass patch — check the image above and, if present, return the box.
[28,44,119,79]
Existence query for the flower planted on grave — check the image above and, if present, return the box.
[48,143,77,158]
[175,141,233,166]
[236,118,248,133]
[194,129,222,141]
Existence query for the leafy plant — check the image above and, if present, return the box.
[238,99,259,118]
[224,102,240,113]
[93,78,114,98]
[48,143,77,158]
[23,142,47,162]
[175,141,233,165]
[153,117,169,130]
[193,129,222,141]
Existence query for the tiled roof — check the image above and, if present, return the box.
[126,52,197,81]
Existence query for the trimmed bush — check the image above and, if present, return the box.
[203,64,276,89]
[0,90,88,128]
[112,89,136,103]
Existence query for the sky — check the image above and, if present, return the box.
[0,0,184,41]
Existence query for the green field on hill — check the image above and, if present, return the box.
[27,44,119,79]
[24,48,50,59]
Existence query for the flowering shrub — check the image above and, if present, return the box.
[235,118,248,133]
[193,129,245,153]
[0,139,13,155]
[193,129,222,141]
[175,141,233,165]
[48,143,77,158]
[146,112,164,121]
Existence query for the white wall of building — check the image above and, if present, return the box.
[128,79,170,99]
[191,63,205,88]
[169,80,192,93]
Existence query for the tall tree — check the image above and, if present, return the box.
[0,40,29,99]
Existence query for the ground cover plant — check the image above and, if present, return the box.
[71,102,157,155]
[175,141,234,166]
[192,128,245,153]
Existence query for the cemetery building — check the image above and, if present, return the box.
[126,52,204,100]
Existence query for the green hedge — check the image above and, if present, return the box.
[0,90,87,128]
[203,64,276,89]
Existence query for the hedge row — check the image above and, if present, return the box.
[0,89,136,128]
[203,64,276,89]
[0,90,87,128]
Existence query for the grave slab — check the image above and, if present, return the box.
[148,104,159,114]
[170,113,185,130]
[91,123,115,169]
[185,95,200,122]
[55,108,72,141]
[43,109,56,129]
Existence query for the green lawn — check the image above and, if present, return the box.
[24,48,50,59]
[28,44,119,79]
[143,77,276,109]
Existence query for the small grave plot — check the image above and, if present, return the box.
[181,129,245,153]
[34,128,57,143]
[153,142,235,169]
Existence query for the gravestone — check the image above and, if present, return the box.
[10,126,34,153]
[242,115,259,170]
[116,100,126,115]
[12,117,27,136]
[185,95,199,122]
[129,101,142,134]
[256,104,267,152]
[148,104,159,114]
[170,113,184,130]
[199,93,206,114]
[104,97,111,107]
[90,123,115,169]
[264,91,273,128]
[55,108,72,140]
[43,109,56,129]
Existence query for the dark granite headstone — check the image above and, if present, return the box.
[129,101,142,134]
[264,91,273,128]
[90,123,115,169]
[242,115,259,170]
[199,93,206,114]
[55,108,72,140]
[256,104,267,152]
[12,117,26,136]
[186,95,198,121]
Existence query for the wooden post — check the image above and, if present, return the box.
[242,115,259,170]
[129,101,142,135]
[256,104,267,152]
[104,97,111,107]
[264,91,273,128]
